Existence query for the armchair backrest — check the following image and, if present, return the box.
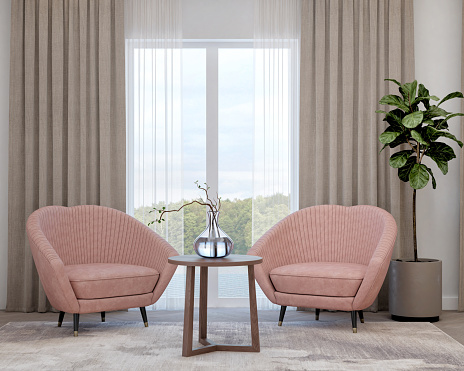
[28,205,169,267]
[269,205,393,265]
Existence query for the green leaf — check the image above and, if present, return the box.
[428,141,456,161]
[379,95,410,112]
[398,156,416,182]
[376,110,388,114]
[388,133,408,149]
[412,96,440,106]
[425,126,463,147]
[379,128,401,144]
[424,105,450,120]
[424,165,437,189]
[409,163,429,189]
[410,130,427,145]
[427,142,456,175]
[402,111,423,128]
[434,119,448,130]
[384,109,405,126]
[379,143,389,153]
[436,113,464,130]
[418,84,431,110]
[428,154,448,175]
[437,91,464,107]
[385,78,401,86]
[399,80,418,106]
[438,131,463,147]
[389,150,413,168]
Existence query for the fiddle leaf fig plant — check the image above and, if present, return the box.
[377,79,464,262]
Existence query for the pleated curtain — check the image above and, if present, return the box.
[253,0,301,242]
[8,0,125,312]
[460,2,464,312]
[299,0,415,310]
[125,0,183,309]
[253,0,301,309]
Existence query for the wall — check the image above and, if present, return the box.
[414,0,462,310]
[0,0,11,310]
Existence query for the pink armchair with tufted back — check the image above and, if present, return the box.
[26,205,178,336]
[248,205,397,333]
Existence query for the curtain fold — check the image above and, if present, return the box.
[299,0,415,310]
[460,0,464,312]
[8,0,126,312]
[253,0,301,245]
[125,0,183,310]
[253,0,301,310]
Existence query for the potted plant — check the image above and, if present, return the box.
[149,181,233,258]
[377,79,463,321]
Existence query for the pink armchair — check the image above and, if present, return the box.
[26,205,178,336]
[248,205,397,332]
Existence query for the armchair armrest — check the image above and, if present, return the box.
[26,217,79,313]
[127,222,179,303]
[146,231,179,303]
[248,217,300,304]
[352,215,397,310]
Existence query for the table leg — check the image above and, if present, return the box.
[199,266,208,344]
[248,265,260,352]
[182,266,195,357]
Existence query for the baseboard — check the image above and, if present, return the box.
[442,296,458,310]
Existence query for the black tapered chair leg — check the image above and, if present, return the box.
[101,311,106,322]
[140,307,148,327]
[58,311,65,327]
[351,311,357,333]
[278,306,287,326]
[315,308,320,321]
[73,313,80,337]
[358,310,364,323]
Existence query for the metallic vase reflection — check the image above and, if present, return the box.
[194,211,234,258]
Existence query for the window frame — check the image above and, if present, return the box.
[126,39,299,308]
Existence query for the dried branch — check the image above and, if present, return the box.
[148,181,222,227]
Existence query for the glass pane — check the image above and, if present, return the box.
[150,48,207,309]
[182,48,208,256]
[218,48,254,299]
[218,48,254,256]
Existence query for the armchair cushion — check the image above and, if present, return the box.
[270,262,367,297]
[65,263,159,300]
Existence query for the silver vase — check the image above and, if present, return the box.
[194,211,234,258]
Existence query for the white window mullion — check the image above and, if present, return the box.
[206,46,219,306]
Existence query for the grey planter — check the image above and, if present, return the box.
[388,259,442,321]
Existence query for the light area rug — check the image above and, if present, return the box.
[0,321,463,370]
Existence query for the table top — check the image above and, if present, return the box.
[168,254,262,267]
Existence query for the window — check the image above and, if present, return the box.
[127,40,297,309]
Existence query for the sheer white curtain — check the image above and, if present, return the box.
[253,0,301,309]
[125,0,184,309]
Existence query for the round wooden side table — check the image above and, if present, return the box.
[168,254,263,357]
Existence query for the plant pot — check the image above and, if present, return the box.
[388,259,442,322]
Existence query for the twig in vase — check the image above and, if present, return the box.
[147,181,222,226]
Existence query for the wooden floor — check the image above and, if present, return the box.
[1,309,463,345]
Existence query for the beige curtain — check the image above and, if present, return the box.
[299,0,415,310]
[460,1,464,312]
[7,0,125,312]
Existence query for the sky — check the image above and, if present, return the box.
[130,45,292,209]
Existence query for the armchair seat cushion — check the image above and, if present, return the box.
[65,263,159,300]
[270,262,367,297]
